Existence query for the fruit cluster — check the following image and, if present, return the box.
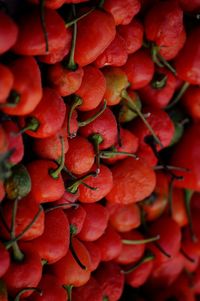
[0,0,200,300]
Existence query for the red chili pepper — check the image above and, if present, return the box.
[1,57,42,116]
[77,203,109,241]
[0,64,14,104]
[72,277,103,301]
[169,187,188,227]
[103,0,141,25]
[74,9,116,66]
[95,33,128,68]
[106,202,141,232]
[181,86,200,121]
[106,157,156,204]
[117,18,144,54]
[65,204,86,235]
[122,49,155,89]
[0,11,18,55]
[84,242,101,272]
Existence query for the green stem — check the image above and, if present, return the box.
[45,203,78,213]
[68,96,82,138]
[122,235,160,245]
[67,172,97,194]
[100,150,138,160]
[63,285,73,301]
[89,134,104,173]
[78,100,107,127]
[49,136,65,179]
[166,82,190,109]
[16,117,40,137]
[121,90,163,148]
[151,45,164,67]
[14,288,42,301]
[154,165,190,172]
[157,53,177,75]
[65,8,95,27]
[184,189,196,242]
[121,250,155,274]
[67,5,77,71]
[39,0,49,52]
[151,75,167,89]
[11,198,24,261]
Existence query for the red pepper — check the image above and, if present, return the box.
[0,11,18,55]
[0,64,14,104]
[72,277,103,301]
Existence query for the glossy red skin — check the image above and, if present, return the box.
[48,63,84,97]
[103,67,129,106]
[74,10,116,67]
[65,136,94,175]
[51,237,91,287]
[95,33,128,68]
[80,107,118,150]
[78,164,113,203]
[2,57,42,116]
[141,172,168,222]
[107,203,140,233]
[148,252,184,289]
[3,248,42,297]
[26,209,69,264]
[0,181,5,202]
[95,225,122,261]
[0,11,18,54]
[126,259,154,288]
[12,8,72,58]
[170,188,188,227]
[130,106,175,151]
[175,27,200,85]
[181,86,200,121]
[103,0,141,25]
[177,0,200,12]
[103,128,139,164]
[0,126,8,154]
[170,124,200,191]
[54,190,80,206]
[136,145,158,167]
[94,262,124,301]
[20,88,66,138]
[65,205,86,235]
[72,277,103,301]
[0,195,44,241]
[122,50,155,89]
[3,121,24,165]
[106,157,156,204]
[181,240,199,273]
[84,242,101,271]
[75,65,106,111]
[149,217,181,264]
[27,160,65,203]
[29,274,68,301]
[77,203,109,241]
[33,128,69,161]
[118,19,143,54]
[159,29,186,61]
[0,64,14,104]
[144,1,183,47]
[138,67,177,109]
[115,231,146,265]
[0,243,10,277]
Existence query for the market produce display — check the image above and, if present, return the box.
[0,0,200,300]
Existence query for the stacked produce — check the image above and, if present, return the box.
[0,0,200,300]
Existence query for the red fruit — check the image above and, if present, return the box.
[19,88,66,138]
[170,188,188,227]
[107,202,141,232]
[95,33,128,68]
[72,277,103,301]
[0,64,14,104]
[181,86,200,121]
[51,237,91,287]
[2,57,42,116]
[95,225,122,261]
[122,50,155,89]
[75,65,106,111]
[80,107,118,150]
[144,1,183,47]
[106,157,156,204]
[84,242,101,271]
[65,205,86,235]
[78,164,113,203]
[74,9,116,66]
[0,195,44,241]
[27,160,65,203]
[29,274,68,301]
[0,243,10,277]
[0,11,18,54]
[77,203,109,241]
[13,8,72,59]
[118,19,144,54]
[175,27,200,85]
[27,209,70,264]
[94,262,124,301]
[177,0,200,12]
[103,0,141,25]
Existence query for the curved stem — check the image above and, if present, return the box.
[121,250,155,274]
[184,189,196,242]
[151,75,167,89]
[151,45,164,68]
[69,237,86,270]
[67,172,97,194]
[166,82,190,109]
[63,285,73,301]
[45,203,78,213]
[49,136,65,179]
[11,198,24,261]
[78,100,107,127]
[14,288,42,301]
[154,165,190,172]
[100,150,138,160]
[157,53,177,75]
[39,0,49,53]
[121,90,163,148]
[65,8,95,27]
[122,235,160,245]
[180,248,195,263]
[15,117,40,137]
[89,134,104,173]
[154,240,171,258]
[67,5,77,71]
[68,96,82,138]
